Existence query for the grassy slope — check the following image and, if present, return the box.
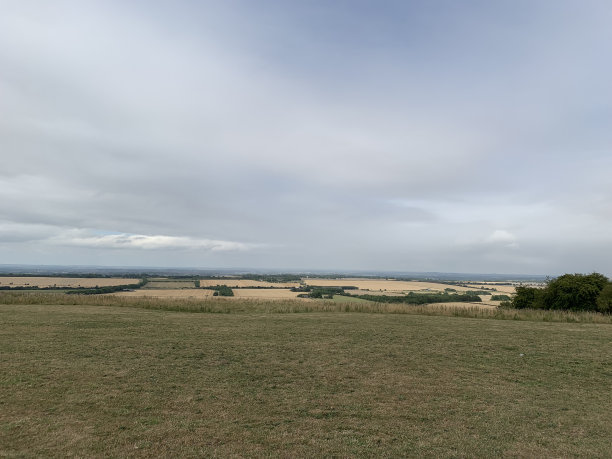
[1,304,611,457]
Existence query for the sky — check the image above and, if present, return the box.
[1,0,611,275]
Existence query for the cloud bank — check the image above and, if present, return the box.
[1,1,611,274]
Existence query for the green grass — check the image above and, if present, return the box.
[1,302,611,457]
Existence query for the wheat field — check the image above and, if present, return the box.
[199,279,300,288]
[0,277,140,288]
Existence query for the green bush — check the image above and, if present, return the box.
[491,294,511,301]
[542,273,607,312]
[209,285,234,296]
[596,283,612,313]
[512,273,611,313]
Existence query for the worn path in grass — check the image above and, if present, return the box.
[1,304,611,457]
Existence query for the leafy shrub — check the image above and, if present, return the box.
[542,273,607,312]
[596,283,612,313]
[512,273,611,313]
[209,285,234,296]
[512,287,543,309]
[491,294,511,301]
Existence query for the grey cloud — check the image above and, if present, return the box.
[1,1,611,274]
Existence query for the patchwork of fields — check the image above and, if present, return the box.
[0,276,521,307]
[198,279,300,288]
[0,277,140,288]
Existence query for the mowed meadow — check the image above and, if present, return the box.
[1,276,609,456]
[1,298,611,457]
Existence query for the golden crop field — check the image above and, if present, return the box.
[112,289,215,298]
[231,288,306,299]
[302,278,475,292]
[0,277,140,288]
[199,279,300,288]
[143,281,196,289]
[464,283,517,293]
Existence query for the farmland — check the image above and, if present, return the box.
[1,300,610,457]
[198,279,300,288]
[0,275,522,308]
[143,281,197,289]
[301,278,520,294]
[232,288,309,299]
[113,289,215,299]
[0,277,140,288]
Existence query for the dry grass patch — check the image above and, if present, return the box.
[1,304,610,457]
[231,289,305,299]
[1,293,611,324]
[0,277,140,288]
[426,301,497,310]
[112,289,215,299]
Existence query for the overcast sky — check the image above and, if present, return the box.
[1,1,611,275]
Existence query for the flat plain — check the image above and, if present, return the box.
[301,278,514,293]
[1,301,610,457]
[198,279,300,288]
[0,277,140,288]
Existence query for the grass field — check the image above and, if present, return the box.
[1,300,611,457]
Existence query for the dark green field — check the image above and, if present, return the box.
[1,303,611,457]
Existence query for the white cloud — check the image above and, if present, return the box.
[486,230,518,249]
[50,232,253,251]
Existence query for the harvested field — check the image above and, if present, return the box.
[463,283,517,294]
[143,281,196,289]
[0,277,140,288]
[303,278,475,293]
[199,279,300,288]
[232,288,306,299]
[112,289,215,298]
